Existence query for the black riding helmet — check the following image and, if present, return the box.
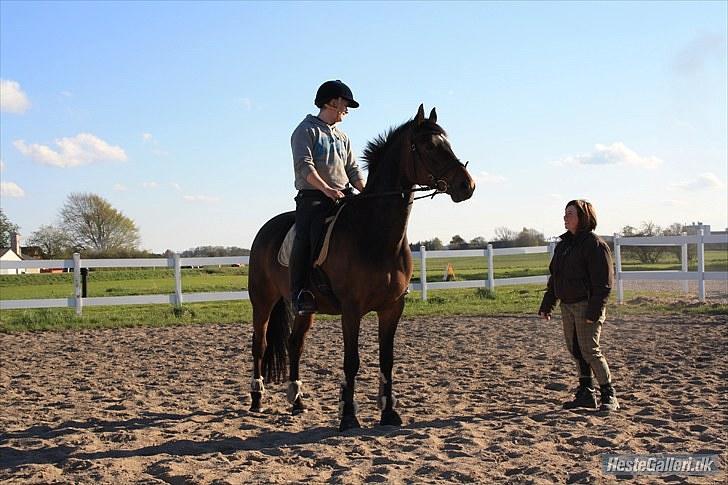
[314,80,359,109]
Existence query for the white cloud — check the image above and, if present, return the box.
[552,142,662,169]
[142,133,154,142]
[671,172,725,191]
[170,182,182,191]
[238,98,252,111]
[142,181,159,189]
[183,194,221,203]
[14,133,127,168]
[473,171,506,184]
[1,79,31,113]
[60,90,73,97]
[1,182,25,198]
[0,160,4,172]
[113,183,128,192]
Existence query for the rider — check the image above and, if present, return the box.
[289,80,366,315]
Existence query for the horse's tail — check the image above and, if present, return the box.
[262,297,292,383]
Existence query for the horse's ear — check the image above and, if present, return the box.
[429,107,437,123]
[415,104,425,125]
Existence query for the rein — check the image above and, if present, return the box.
[340,185,446,204]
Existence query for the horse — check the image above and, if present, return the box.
[247,104,475,431]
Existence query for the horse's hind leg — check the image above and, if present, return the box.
[287,313,314,415]
[250,296,276,413]
[377,297,404,426]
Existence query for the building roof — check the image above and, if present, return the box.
[0,248,20,259]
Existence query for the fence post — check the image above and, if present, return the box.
[73,252,83,315]
[547,241,556,260]
[697,226,705,303]
[174,252,183,308]
[681,231,689,295]
[613,234,623,304]
[487,243,494,291]
[419,245,427,301]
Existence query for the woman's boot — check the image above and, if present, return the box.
[563,377,598,409]
[599,383,620,411]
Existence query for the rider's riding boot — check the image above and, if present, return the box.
[290,224,315,316]
[293,289,316,316]
[563,377,598,410]
[599,383,620,412]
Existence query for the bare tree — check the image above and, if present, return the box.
[494,226,517,242]
[59,193,140,253]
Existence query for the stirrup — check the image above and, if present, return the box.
[294,289,316,315]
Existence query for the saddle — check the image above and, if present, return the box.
[277,203,347,268]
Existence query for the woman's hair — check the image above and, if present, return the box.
[566,199,597,231]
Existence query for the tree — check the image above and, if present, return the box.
[0,208,20,247]
[180,246,251,257]
[59,193,141,253]
[27,225,72,258]
[449,234,468,250]
[494,226,517,242]
[514,227,546,247]
[409,237,444,251]
[620,221,666,264]
[469,236,488,249]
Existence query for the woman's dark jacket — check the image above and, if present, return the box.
[539,230,614,322]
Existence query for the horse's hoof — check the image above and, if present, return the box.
[339,415,361,432]
[380,409,402,426]
[291,399,306,416]
[249,405,266,414]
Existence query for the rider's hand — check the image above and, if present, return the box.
[324,187,345,200]
[538,311,551,321]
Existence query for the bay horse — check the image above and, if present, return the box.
[248,105,475,431]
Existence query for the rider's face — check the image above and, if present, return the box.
[325,97,350,123]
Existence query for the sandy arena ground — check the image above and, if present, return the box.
[1,312,726,484]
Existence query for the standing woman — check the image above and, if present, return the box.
[539,200,619,411]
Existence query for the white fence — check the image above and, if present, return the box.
[0,245,555,313]
[0,254,250,315]
[1,230,725,314]
[614,227,728,303]
[411,243,555,300]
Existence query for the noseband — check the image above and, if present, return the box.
[407,133,468,194]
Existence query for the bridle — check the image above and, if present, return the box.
[341,125,469,203]
[406,131,469,199]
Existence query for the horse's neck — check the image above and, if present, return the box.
[358,142,414,254]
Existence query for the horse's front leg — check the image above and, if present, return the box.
[377,297,404,426]
[339,310,362,431]
[287,313,314,415]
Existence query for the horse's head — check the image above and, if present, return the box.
[406,104,475,202]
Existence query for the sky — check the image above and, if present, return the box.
[1,1,726,253]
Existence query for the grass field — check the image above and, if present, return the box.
[1,250,726,332]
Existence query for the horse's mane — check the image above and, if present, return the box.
[362,119,445,176]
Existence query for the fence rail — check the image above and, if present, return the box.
[2,228,725,313]
[613,226,728,303]
[410,243,554,300]
[0,255,250,314]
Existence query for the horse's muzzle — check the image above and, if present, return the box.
[449,174,475,203]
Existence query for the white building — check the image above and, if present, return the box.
[0,233,40,274]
